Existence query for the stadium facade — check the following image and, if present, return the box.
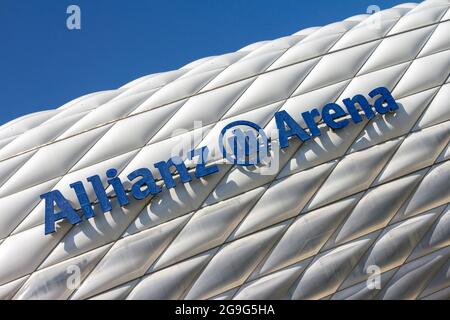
[0,0,450,300]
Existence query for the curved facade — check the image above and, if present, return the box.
[0,0,450,300]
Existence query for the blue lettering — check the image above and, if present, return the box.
[40,86,399,234]
[154,156,192,189]
[322,103,350,129]
[190,146,219,178]
[343,94,374,123]
[127,168,161,200]
[106,168,129,206]
[69,181,95,219]
[41,190,82,234]
[301,108,321,137]
[87,174,112,212]
[370,86,399,114]
[275,110,310,149]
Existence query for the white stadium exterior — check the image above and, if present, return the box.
[0,0,450,300]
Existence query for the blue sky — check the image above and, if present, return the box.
[0,0,404,126]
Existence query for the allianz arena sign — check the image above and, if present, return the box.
[41,86,399,235]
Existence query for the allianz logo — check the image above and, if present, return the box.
[41,86,399,234]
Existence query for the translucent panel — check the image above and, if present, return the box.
[294,41,380,95]
[0,276,29,300]
[127,251,213,300]
[59,90,157,139]
[359,25,435,75]
[376,122,450,184]
[224,58,320,117]
[349,87,438,153]
[331,7,409,50]
[268,33,341,70]
[377,246,449,299]
[151,78,254,143]
[234,262,306,300]
[70,215,191,300]
[387,0,449,35]
[14,244,111,300]
[0,111,90,160]
[290,236,376,299]
[153,188,265,270]
[277,120,366,179]
[415,83,450,129]
[409,204,450,260]
[201,50,284,90]
[256,197,359,278]
[0,178,58,239]
[180,52,247,78]
[0,223,71,286]
[0,151,36,189]
[230,161,337,240]
[265,80,349,131]
[341,212,439,289]
[116,70,187,97]
[419,21,450,57]
[184,224,288,300]
[401,161,450,219]
[331,269,397,300]
[39,193,148,269]
[332,172,425,246]
[71,100,183,171]
[0,125,112,198]
[131,69,223,114]
[393,49,450,98]
[306,138,402,210]
[0,110,59,141]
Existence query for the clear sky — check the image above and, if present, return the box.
[0,0,405,126]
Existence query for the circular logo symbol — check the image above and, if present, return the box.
[218,120,269,166]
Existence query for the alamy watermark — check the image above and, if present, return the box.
[66,264,81,290]
[366,265,382,290]
[66,5,81,30]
